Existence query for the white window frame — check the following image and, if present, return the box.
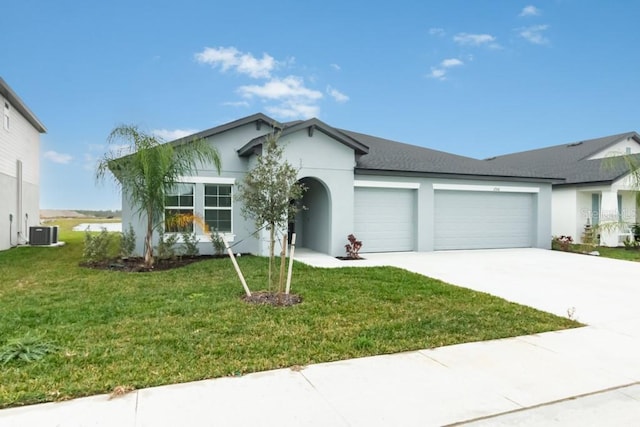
[164,183,195,233]
[170,177,236,242]
[3,101,10,131]
[204,183,233,235]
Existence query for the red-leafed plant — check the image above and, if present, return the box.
[345,234,363,259]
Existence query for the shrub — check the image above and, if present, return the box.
[345,234,363,259]
[210,230,226,255]
[156,234,179,260]
[83,227,113,262]
[181,232,200,257]
[0,334,58,365]
[552,235,573,252]
[120,224,136,259]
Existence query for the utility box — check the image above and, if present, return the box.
[29,226,59,246]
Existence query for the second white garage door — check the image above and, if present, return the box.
[354,187,415,252]
[434,190,535,250]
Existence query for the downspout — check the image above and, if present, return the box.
[16,160,23,244]
[9,213,14,247]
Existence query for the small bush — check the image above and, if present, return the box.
[181,232,200,257]
[552,235,573,252]
[345,234,363,259]
[210,230,226,255]
[0,334,58,365]
[156,234,179,260]
[83,228,113,262]
[120,224,136,259]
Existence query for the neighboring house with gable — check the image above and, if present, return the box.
[487,132,640,246]
[0,77,47,251]
[122,113,556,257]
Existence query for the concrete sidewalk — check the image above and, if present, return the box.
[2,249,640,426]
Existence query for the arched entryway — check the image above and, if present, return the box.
[292,177,331,254]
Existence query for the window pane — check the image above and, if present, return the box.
[219,196,231,207]
[165,209,194,232]
[204,185,217,196]
[203,185,232,233]
[166,184,194,207]
[204,196,218,207]
[165,195,178,207]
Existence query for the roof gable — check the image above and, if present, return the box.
[237,118,369,157]
[170,113,277,147]
[0,77,47,133]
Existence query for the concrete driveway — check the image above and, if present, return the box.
[357,248,640,331]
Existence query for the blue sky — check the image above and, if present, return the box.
[4,1,640,209]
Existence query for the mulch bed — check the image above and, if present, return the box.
[80,254,250,272]
[335,256,366,261]
[243,291,303,307]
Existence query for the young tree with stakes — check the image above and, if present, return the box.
[236,132,305,293]
[96,125,221,268]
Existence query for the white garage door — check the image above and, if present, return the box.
[354,187,415,252]
[434,190,535,250]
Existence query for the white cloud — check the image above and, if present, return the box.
[519,25,550,45]
[441,58,464,68]
[327,86,349,103]
[429,27,446,37]
[330,63,341,71]
[152,129,198,141]
[44,150,72,164]
[195,46,276,78]
[428,58,464,81]
[519,5,540,17]
[238,76,323,101]
[453,33,500,48]
[428,68,447,80]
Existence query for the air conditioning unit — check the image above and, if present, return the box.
[29,226,59,246]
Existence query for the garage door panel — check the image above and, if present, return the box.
[354,188,415,253]
[434,191,535,250]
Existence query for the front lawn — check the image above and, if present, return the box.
[0,221,580,408]
[593,246,640,262]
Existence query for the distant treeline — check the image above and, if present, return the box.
[76,210,122,218]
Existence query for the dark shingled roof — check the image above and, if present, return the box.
[338,129,560,180]
[485,132,640,185]
[160,112,564,181]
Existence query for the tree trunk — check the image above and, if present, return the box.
[144,208,154,268]
[269,225,275,291]
[278,232,287,294]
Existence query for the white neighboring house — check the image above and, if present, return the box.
[120,113,555,257]
[487,132,640,246]
[0,77,47,251]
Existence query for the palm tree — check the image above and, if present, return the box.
[96,125,221,268]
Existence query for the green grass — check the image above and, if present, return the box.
[558,243,640,262]
[0,219,581,408]
[593,246,640,261]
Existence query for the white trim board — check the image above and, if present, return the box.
[177,176,236,184]
[354,180,420,189]
[433,184,540,193]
